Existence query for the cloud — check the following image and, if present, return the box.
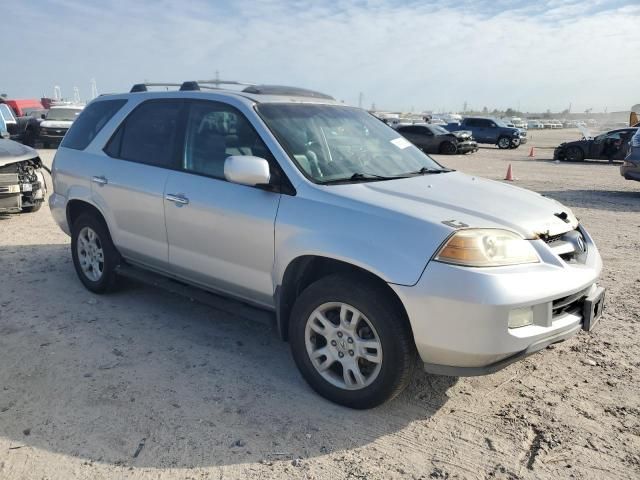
[4,0,639,112]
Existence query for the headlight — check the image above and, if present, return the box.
[434,229,540,267]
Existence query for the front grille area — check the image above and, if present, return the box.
[541,228,587,264]
[552,288,589,318]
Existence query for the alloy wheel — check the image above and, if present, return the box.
[305,302,383,390]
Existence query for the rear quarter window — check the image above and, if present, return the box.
[60,99,127,150]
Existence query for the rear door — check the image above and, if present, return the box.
[163,100,281,307]
[92,99,184,272]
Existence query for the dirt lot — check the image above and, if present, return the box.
[0,129,638,479]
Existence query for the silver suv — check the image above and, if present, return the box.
[50,81,605,408]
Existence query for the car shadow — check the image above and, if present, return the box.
[540,190,640,212]
[0,243,457,468]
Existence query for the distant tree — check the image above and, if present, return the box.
[542,109,552,119]
[0,93,7,98]
[560,108,570,115]
[505,108,517,117]
[492,108,500,115]
[482,106,488,114]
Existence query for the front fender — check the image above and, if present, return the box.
[273,194,437,287]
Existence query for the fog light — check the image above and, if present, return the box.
[508,307,533,328]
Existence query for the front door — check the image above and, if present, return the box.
[164,100,281,307]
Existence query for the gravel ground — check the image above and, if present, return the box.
[0,129,638,479]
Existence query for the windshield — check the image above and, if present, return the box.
[46,108,82,121]
[0,104,16,122]
[256,104,444,183]
[494,119,508,127]
[430,125,449,134]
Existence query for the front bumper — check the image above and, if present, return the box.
[457,141,478,153]
[0,175,46,213]
[38,130,68,143]
[391,226,603,375]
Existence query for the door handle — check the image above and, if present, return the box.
[165,193,189,205]
[91,175,108,185]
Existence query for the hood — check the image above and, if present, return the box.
[559,138,590,149]
[577,125,593,140]
[450,130,473,140]
[0,139,39,167]
[329,172,578,239]
[40,120,73,129]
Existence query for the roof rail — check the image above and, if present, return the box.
[242,84,334,100]
[130,83,182,93]
[128,81,334,100]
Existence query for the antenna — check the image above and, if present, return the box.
[91,78,98,99]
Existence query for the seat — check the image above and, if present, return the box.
[190,127,227,178]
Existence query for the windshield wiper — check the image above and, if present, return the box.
[320,172,409,185]
[405,167,454,176]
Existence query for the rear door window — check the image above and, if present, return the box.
[60,99,127,150]
[105,100,183,168]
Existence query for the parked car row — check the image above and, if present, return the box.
[0,98,84,148]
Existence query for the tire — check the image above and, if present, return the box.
[497,136,511,149]
[23,129,35,147]
[21,202,43,213]
[439,141,457,155]
[289,273,416,409]
[565,146,584,162]
[509,138,521,149]
[71,213,120,293]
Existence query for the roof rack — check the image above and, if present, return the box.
[129,80,334,100]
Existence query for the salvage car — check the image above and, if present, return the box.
[50,81,605,409]
[554,127,637,162]
[0,133,47,213]
[620,128,640,181]
[397,123,478,154]
[37,104,84,147]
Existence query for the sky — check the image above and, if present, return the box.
[3,0,640,113]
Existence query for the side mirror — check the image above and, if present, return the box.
[224,155,271,187]
[1,130,9,139]
[41,114,46,119]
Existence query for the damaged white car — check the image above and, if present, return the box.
[0,133,47,213]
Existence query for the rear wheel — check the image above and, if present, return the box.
[289,274,416,409]
[565,146,584,161]
[497,136,511,149]
[439,141,457,154]
[71,213,120,293]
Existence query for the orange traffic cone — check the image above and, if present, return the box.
[504,164,514,181]
[528,147,535,158]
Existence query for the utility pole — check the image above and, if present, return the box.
[90,78,98,99]
[358,92,363,109]
[215,70,220,87]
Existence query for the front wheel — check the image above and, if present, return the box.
[565,146,584,161]
[289,274,416,409]
[497,136,511,149]
[71,214,120,293]
[439,141,457,154]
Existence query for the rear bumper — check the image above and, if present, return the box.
[620,164,640,181]
[49,192,70,235]
[390,227,603,375]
